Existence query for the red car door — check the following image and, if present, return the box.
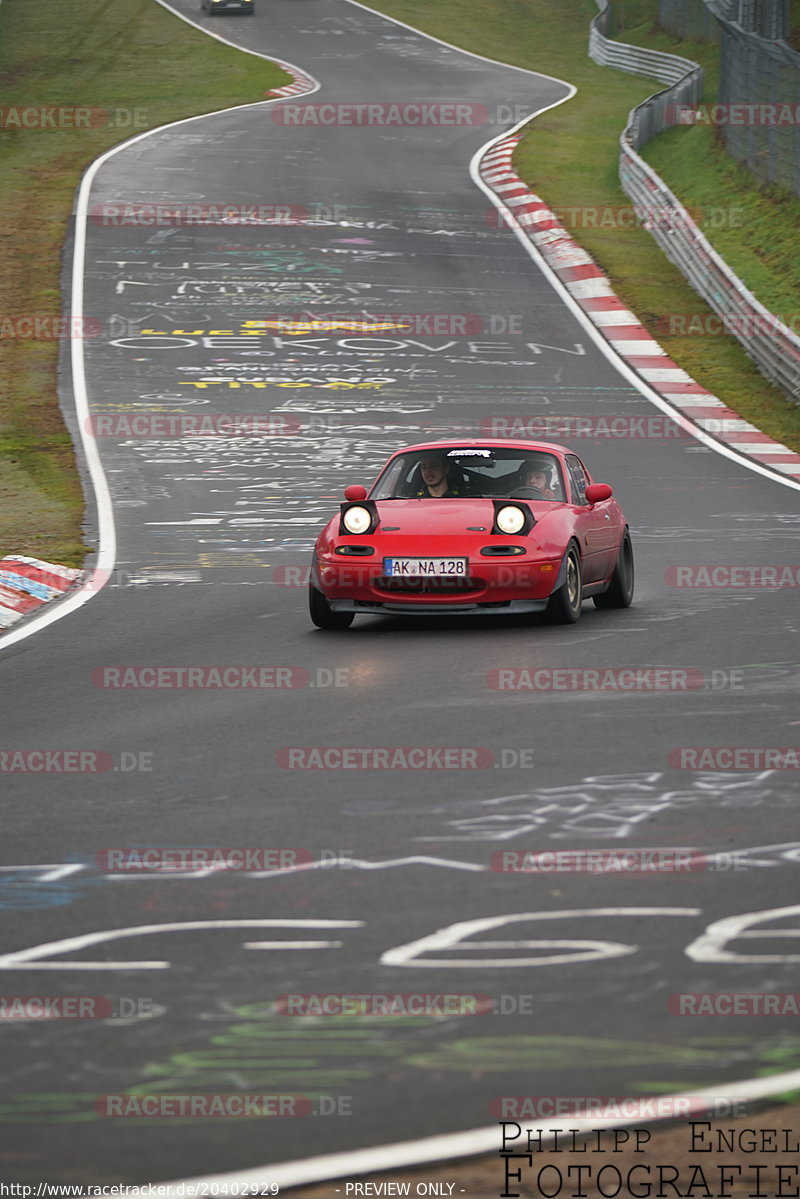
[565,454,620,582]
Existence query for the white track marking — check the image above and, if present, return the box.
[0,919,362,970]
[102,854,489,879]
[381,908,699,967]
[242,940,344,949]
[154,1067,800,1191]
[685,903,800,962]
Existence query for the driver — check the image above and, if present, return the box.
[415,452,463,498]
[520,459,556,499]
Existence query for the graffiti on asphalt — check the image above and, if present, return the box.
[416,771,788,842]
[0,1019,797,1121]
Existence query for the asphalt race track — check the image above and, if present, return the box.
[1,0,799,1186]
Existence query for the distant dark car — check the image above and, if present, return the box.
[201,0,254,13]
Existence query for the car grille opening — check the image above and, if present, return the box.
[375,575,484,594]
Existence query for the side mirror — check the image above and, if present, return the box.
[585,483,612,505]
[344,485,368,501]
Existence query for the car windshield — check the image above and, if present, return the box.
[370,447,566,501]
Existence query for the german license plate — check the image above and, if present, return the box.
[383,557,468,577]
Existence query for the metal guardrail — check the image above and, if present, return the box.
[589,3,700,84]
[588,0,800,404]
[660,1,800,195]
[589,2,705,154]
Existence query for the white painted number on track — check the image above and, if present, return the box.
[380,909,700,968]
[685,904,800,963]
[3,907,799,971]
[0,919,364,971]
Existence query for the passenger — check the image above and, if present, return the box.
[414,453,463,497]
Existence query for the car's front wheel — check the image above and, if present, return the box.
[593,531,634,609]
[309,586,354,630]
[545,543,582,624]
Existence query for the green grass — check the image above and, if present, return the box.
[0,0,290,566]
[363,0,800,451]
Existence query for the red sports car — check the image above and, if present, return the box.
[309,440,633,629]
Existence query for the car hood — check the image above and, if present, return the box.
[369,498,562,535]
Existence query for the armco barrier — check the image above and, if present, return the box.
[589,3,701,88]
[589,0,800,404]
[662,1,800,195]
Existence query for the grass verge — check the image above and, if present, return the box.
[362,0,800,452]
[0,0,290,566]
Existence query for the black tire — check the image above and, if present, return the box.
[545,543,582,624]
[593,531,634,609]
[309,586,354,630]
